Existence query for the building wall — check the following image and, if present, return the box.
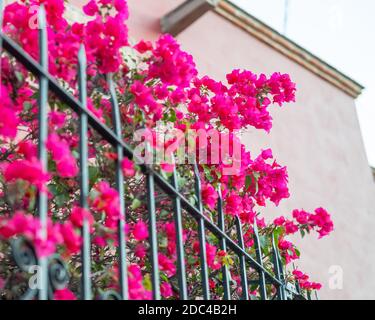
[73,0,375,299]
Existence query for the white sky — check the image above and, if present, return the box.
[231,0,375,167]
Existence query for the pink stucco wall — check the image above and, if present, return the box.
[72,0,375,299]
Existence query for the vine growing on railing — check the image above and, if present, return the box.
[0,0,333,300]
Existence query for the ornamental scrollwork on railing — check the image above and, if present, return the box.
[10,238,39,300]
[9,237,70,300]
[99,290,122,300]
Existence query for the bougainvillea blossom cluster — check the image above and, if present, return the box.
[0,0,333,300]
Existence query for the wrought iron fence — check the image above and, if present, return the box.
[0,4,308,301]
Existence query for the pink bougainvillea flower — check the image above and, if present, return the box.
[288,207,333,238]
[0,107,19,139]
[59,221,82,254]
[2,159,50,191]
[132,220,148,241]
[56,158,79,178]
[46,133,69,161]
[293,269,309,281]
[206,243,221,270]
[0,211,60,257]
[114,0,129,17]
[256,217,266,229]
[148,34,198,88]
[134,40,153,53]
[292,209,311,225]
[309,207,334,238]
[128,264,152,300]
[70,206,95,230]
[0,211,37,240]
[208,279,216,290]
[311,282,322,290]
[284,220,299,235]
[49,111,66,128]
[261,148,273,160]
[130,81,160,118]
[104,152,118,161]
[0,85,19,139]
[160,162,175,173]
[293,269,322,291]
[224,69,296,132]
[83,0,99,16]
[278,238,299,264]
[87,98,104,122]
[273,216,286,226]
[158,253,176,277]
[192,242,221,270]
[160,282,173,298]
[91,181,121,229]
[93,236,107,247]
[122,157,135,177]
[54,288,77,300]
[224,192,243,216]
[201,183,218,210]
[46,133,78,178]
[134,243,147,259]
[17,140,37,160]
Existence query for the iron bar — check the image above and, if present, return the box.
[78,44,92,300]
[107,73,128,300]
[171,160,188,299]
[235,217,249,300]
[253,221,267,300]
[145,143,160,299]
[217,185,230,300]
[36,5,49,301]
[193,162,210,299]
[272,233,285,300]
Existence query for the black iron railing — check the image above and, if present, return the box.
[0,4,306,300]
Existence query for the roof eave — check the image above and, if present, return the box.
[215,1,364,99]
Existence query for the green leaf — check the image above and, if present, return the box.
[295,248,301,257]
[177,175,186,189]
[55,193,69,208]
[274,226,284,241]
[89,166,100,188]
[259,235,267,249]
[160,236,168,248]
[160,273,169,282]
[189,195,197,206]
[223,255,234,267]
[143,274,152,291]
[187,256,196,265]
[23,102,33,112]
[250,283,258,292]
[49,184,59,196]
[131,198,142,210]
[169,108,177,122]
[245,175,253,190]
[245,172,260,194]
[202,165,213,182]
[72,150,79,159]
[27,189,37,211]
[15,71,23,82]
